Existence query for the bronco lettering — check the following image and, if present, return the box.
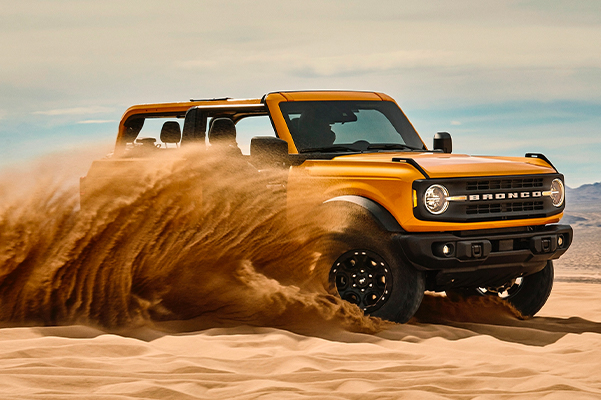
[451,191,548,202]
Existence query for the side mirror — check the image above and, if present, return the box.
[433,132,452,153]
[250,136,289,168]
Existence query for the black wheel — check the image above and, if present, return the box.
[494,261,554,318]
[446,261,554,318]
[330,249,393,312]
[322,230,425,323]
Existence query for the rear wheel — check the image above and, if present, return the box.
[495,261,554,318]
[322,231,425,323]
[446,261,554,318]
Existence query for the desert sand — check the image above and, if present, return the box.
[0,280,600,399]
[1,152,599,399]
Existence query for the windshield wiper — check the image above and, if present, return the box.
[299,145,362,153]
[367,143,423,151]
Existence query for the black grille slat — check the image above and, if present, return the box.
[466,201,545,215]
[466,178,543,191]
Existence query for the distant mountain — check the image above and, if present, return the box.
[565,181,601,218]
[566,182,601,204]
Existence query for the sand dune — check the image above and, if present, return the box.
[1,281,600,399]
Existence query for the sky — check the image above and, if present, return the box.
[1,0,600,187]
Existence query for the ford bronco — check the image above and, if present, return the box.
[81,91,572,323]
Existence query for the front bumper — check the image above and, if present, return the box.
[393,224,572,289]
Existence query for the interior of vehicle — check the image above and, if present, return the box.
[119,105,275,157]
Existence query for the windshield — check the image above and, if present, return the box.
[279,100,425,152]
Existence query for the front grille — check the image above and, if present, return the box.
[466,178,544,191]
[466,201,545,215]
[413,174,564,223]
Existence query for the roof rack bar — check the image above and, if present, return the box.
[187,104,267,112]
[189,97,232,102]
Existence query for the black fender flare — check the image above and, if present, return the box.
[323,195,404,233]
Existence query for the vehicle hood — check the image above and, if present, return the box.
[332,152,557,178]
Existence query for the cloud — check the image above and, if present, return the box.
[175,59,219,70]
[2,1,600,108]
[77,119,116,124]
[33,106,114,116]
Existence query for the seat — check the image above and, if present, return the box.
[160,121,182,148]
[297,107,336,150]
[208,118,242,155]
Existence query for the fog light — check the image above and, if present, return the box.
[558,235,564,247]
[441,243,454,257]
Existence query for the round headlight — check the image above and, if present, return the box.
[424,184,449,214]
[550,178,565,207]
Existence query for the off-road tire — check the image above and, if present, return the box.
[446,261,554,318]
[320,228,425,323]
[503,260,554,318]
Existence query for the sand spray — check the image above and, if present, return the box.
[0,147,387,333]
[0,147,518,335]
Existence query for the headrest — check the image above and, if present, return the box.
[160,121,182,144]
[208,118,236,142]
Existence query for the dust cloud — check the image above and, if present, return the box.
[0,147,385,334]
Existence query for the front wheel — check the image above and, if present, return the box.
[322,232,425,323]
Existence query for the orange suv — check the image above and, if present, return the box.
[82,91,572,323]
